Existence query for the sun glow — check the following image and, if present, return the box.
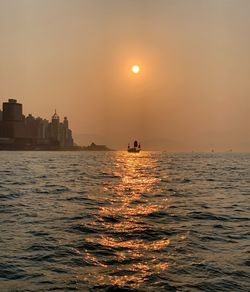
[131,65,140,74]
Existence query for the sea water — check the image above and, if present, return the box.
[0,151,249,291]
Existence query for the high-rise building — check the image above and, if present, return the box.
[36,118,49,140]
[49,110,60,144]
[3,99,23,121]
[62,116,73,146]
[0,99,25,138]
[48,111,73,147]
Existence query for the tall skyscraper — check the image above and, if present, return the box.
[3,99,23,121]
[0,99,25,138]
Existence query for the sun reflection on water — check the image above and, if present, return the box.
[82,151,172,289]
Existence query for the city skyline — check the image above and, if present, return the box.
[0,98,74,149]
[0,0,250,151]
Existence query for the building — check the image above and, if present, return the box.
[0,99,74,149]
[25,114,50,144]
[3,99,23,121]
[0,99,26,138]
[48,111,73,147]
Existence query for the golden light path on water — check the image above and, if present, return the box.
[79,151,177,289]
[1,152,248,291]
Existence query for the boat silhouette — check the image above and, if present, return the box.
[128,140,141,153]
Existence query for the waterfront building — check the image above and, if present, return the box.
[25,114,50,142]
[3,99,23,121]
[48,111,73,147]
[62,117,73,147]
[0,99,26,138]
[0,99,74,149]
[49,110,60,143]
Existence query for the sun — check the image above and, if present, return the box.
[131,65,140,74]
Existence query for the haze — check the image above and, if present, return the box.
[0,0,250,151]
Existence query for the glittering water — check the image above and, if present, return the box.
[0,151,249,291]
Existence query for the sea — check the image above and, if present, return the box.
[0,151,249,292]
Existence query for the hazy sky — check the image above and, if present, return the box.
[0,0,250,151]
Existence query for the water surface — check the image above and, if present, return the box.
[0,151,249,291]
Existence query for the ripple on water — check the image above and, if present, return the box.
[0,152,249,291]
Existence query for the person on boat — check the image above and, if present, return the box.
[128,143,130,149]
[138,143,141,149]
[134,140,138,148]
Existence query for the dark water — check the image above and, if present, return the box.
[0,151,249,291]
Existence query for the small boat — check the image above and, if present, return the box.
[128,140,141,153]
[128,147,140,153]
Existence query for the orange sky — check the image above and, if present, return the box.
[0,0,250,151]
